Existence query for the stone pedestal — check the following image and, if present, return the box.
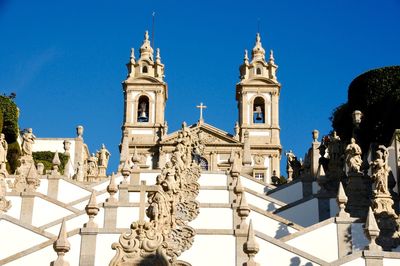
[79,228,98,266]
[346,173,371,218]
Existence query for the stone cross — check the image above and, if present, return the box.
[196,102,207,122]
[129,180,159,222]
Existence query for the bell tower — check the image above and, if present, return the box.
[236,33,282,180]
[120,31,168,169]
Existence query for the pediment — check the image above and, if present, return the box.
[124,76,164,85]
[161,122,241,146]
[238,76,280,86]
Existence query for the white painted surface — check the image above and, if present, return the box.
[129,192,140,202]
[72,192,109,210]
[189,208,232,229]
[256,237,318,266]
[6,196,22,220]
[248,211,297,238]
[0,220,48,260]
[384,258,400,266]
[45,213,88,235]
[57,179,91,203]
[131,129,153,135]
[32,197,74,227]
[240,176,267,194]
[268,181,303,204]
[95,234,121,266]
[179,235,236,266]
[116,207,140,228]
[351,223,369,251]
[286,222,338,262]
[140,172,158,185]
[340,257,365,266]
[197,190,229,204]
[245,191,280,212]
[249,131,270,136]
[37,178,48,195]
[6,244,53,266]
[278,198,319,227]
[198,173,227,186]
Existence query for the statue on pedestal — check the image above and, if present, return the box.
[345,138,363,174]
[21,128,36,157]
[0,133,8,170]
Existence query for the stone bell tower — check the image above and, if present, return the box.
[236,33,282,180]
[120,31,168,169]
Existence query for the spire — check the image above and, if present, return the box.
[106,173,118,203]
[84,191,99,228]
[251,33,265,61]
[243,220,260,266]
[364,207,382,251]
[336,182,349,218]
[130,48,136,64]
[244,49,249,64]
[51,219,70,266]
[156,48,161,64]
[269,49,275,64]
[139,30,154,61]
[52,151,61,173]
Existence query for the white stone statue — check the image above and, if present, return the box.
[87,153,98,176]
[21,128,36,156]
[371,146,390,195]
[0,133,8,167]
[97,144,110,168]
[345,138,362,174]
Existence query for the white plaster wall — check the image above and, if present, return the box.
[0,220,48,260]
[5,196,22,220]
[37,178,48,195]
[45,213,88,235]
[330,198,339,217]
[351,223,369,251]
[116,207,140,228]
[340,257,365,266]
[240,176,267,194]
[179,235,236,266]
[6,244,54,266]
[197,190,229,204]
[95,234,122,266]
[199,173,227,186]
[129,191,140,203]
[245,191,280,212]
[248,211,297,238]
[278,198,319,227]
[131,129,153,135]
[256,237,318,266]
[140,172,158,184]
[268,181,303,204]
[72,192,109,210]
[32,197,74,227]
[384,258,400,266]
[57,179,91,203]
[189,208,232,229]
[286,222,338,262]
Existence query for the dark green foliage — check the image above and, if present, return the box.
[331,66,400,152]
[32,151,69,174]
[0,95,21,173]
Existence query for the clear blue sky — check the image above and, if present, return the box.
[1,0,399,175]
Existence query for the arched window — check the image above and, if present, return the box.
[256,67,262,75]
[137,96,149,122]
[142,65,148,73]
[199,157,208,171]
[253,97,265,123]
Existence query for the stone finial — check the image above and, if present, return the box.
[63,140,71,156]
[244,49,249,64]
[51,219,70,266]
[139,30,154,60]
[121,159,131,184]
[269,49,275,63]
[107,173,118,203]
[237,191,250,228]
[84,191,99,228]
[130,48,135,63]
[336,182,349,218]
[243,220,260,266]
[230,152,241,178]
[234,176,244,195]
[52,151,61,171]
[312,129,319,142]
[26,164,40,192]
[156,48,161,64]
[365,207,382,251]
[252,33,265,61]
[228,149,235,164]
[131,147,140,165]
[76,125,84,139]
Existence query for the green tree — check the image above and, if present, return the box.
[331,66,400,152]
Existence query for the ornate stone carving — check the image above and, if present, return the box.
[0,133,8,171]
[110,123,204,265]
[21,128,36,156]
[345,138,362,174]
[253,154,264,166]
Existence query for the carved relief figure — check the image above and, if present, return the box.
[0,133,8,166]
[21,128,36,156]
[87,153,98,176]
[371,146,390,195]
[345,138,363,174]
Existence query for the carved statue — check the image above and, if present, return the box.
[97,144,110,168]
[345,138,363,174]
[285,150,301,180]
[371,146,390,195]
[87,153,98,176]
[21,128,36,156]
[0,133,8,167]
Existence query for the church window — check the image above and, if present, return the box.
[142,65,148,73]
[254,172,264,181]
[137,96,149,122]
[256,67,262,75]
[253,97,265,123]
[199,157,208,171]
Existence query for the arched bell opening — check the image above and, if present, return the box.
[137,96,150,122]
[253,97,265,124]
[199,157,209,171]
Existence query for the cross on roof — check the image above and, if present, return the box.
[196,102,207,123]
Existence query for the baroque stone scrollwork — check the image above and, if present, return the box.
[110,123,203,266]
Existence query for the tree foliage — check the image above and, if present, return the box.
[32,151,69,174]
[331,66,400,152]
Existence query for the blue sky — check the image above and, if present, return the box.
[1,0,399,174]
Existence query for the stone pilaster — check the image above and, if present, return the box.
[20,192,35,224]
